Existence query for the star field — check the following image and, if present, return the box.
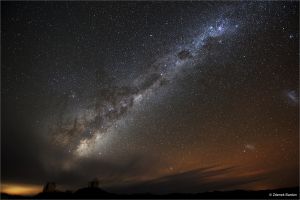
[2,1,299,195]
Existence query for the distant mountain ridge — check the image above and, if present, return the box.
[1,186,299,199]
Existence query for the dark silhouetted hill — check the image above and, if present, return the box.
[1,186,299,199]
[34,191,73,199]
[74,187,113,198]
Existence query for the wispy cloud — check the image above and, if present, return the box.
[108,165,266,194]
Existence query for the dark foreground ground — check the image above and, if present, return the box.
[1,186,299,199]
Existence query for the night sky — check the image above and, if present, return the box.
[1,1,299,195]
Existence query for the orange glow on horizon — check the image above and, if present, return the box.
[1,183,42,196]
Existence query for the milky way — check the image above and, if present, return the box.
[50,5,244,158]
